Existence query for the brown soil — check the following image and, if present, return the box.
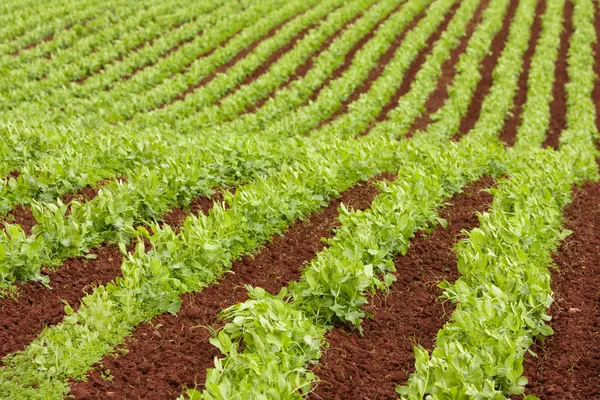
[1,177,120,236]
[0,193,216,361]
[500,0,545,147]
[408,0,489,136]
[244,5,371,115]
[68,174,394,400]
[1,205,37,236]
[0,244,123,361]
[152,10,307,112]
[519,179,600,399]
[542,0,572,149]
[308,177,494,400]
[455,0,519,139]
[307,1,404,104]
[11,33,55,56]
[316,0,431,130]
[160,191,226,233]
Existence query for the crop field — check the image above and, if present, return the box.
[0,0,599,398]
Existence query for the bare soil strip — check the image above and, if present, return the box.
[316,1,432,129]
[309,177,494,400]
[455,0,519,139]
[408,0,489,136]
[519,177,600,399]
[500,0,546,147]
[542,0,573,149]
[10,33,55,57]
[0,192,218,361]
[68,174,393,400]
[1,178,120,236]
[307,1,405,104]
[0,245,124,361]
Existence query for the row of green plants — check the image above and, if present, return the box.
[0,0,408,285]
[193,0,534,394]
[75,0,304,123]
[130,0,377,130]
[127,0,346,127]
[402,0,599,397]
[0,0,208,105]
[196,129,503,400]
[0,0,107,55]
[0,0,420,283]
[513,0,565,149]
[0,0,294,210]
[0,0,399,190]
[145,0,445,133]
[1,0,263,121]
[0,128,409,400]
[316,0,474,140]
[47,0,242,97]
[369,0,481,138]
[1,0,156,65]
[162,0,403,135]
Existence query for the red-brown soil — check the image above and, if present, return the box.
[542,0,572,149]
[455,0,519,139]
[0,244,123,361]
[308,177,494,400]
[68,174,394,400]
[408,0,489,136]
[316,1,431,129]
[500,0,545,147]
[1,178,119,236]
[0,193,217,361]
[11,33,55,56]
[519,178,600,399]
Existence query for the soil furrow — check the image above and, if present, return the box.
[243,6,369,115]
[308,177,495,400]
[407,0,489,136]
[519,177,600,399]
[307,1,405,103]
[500,0,546,147]
[315,0,431,130]
[363,0,461,134]
[68,174,394,400]
[152,10,308,112]
[0,178,114,236]
[10,32,55,56]
[542,0,573,149]
[455,0,519,139]
[0,192,219,361]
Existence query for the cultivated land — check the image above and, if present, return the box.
[0,0,599,398]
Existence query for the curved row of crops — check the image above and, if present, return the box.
[0,0,598,398]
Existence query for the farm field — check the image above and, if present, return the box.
[0,0,599,398]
